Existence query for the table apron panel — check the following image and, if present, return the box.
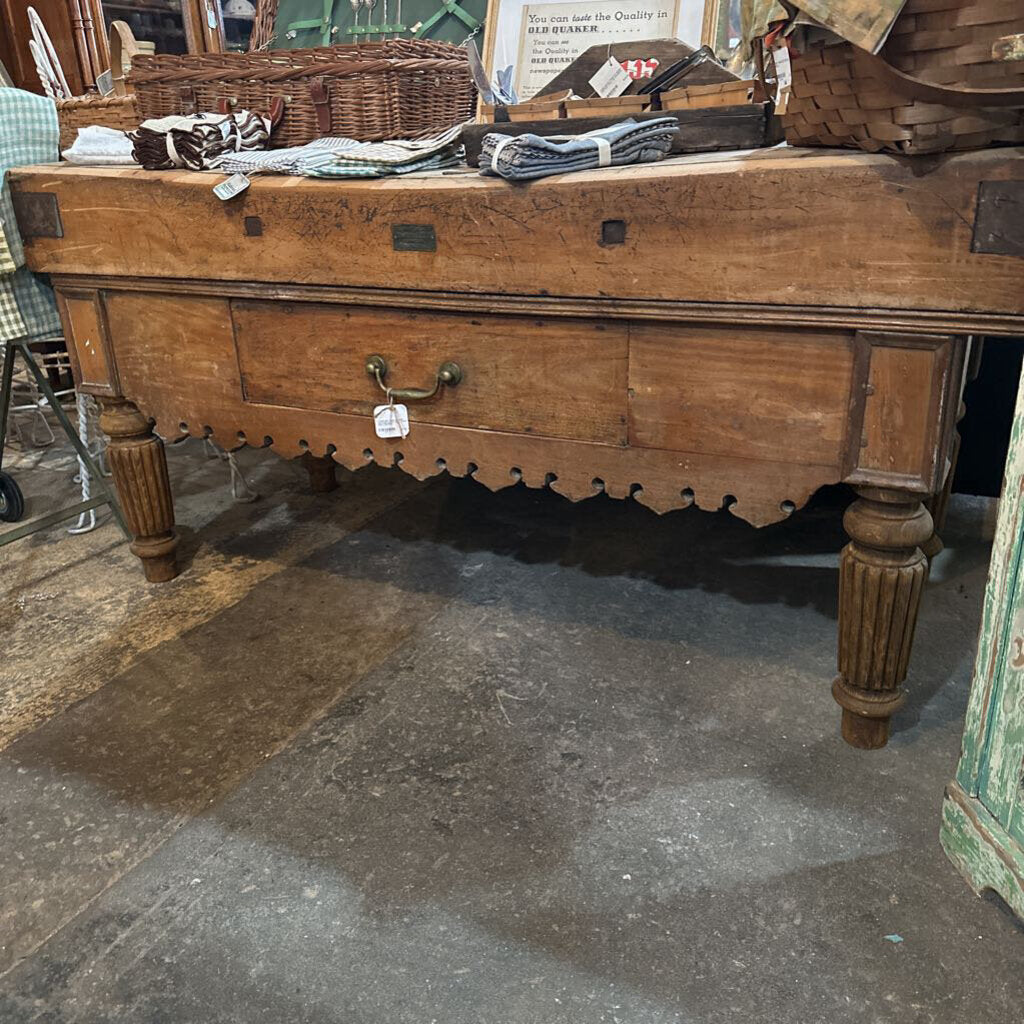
[231,299,629,445]
[60,286,966,523]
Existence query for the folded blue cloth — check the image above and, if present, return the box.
[480,118,678,182]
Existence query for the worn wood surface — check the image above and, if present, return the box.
[91,290,840,528]
[84,290,963,528]
[13,147,1024,317]
[628,324,854,465]
[98,398,178,582]
[849,332,962,495]
[833,486,933,748]
[0,0,85,94]
[941,783,1024,921]
[43,273,1024,337]
[955,364,1024,803]
[232,300,630,444]
[23,148,1004,749]
[942,362,1024,912]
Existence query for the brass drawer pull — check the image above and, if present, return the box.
[365,354,463,401]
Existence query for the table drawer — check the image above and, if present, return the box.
[232,300,628,445]
[628,324,857,466]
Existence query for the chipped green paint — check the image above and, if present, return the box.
[944,363,1024,917]
[940,785,1024,921]
[956,367,1024,799]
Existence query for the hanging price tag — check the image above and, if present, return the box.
[772,46,793,114]
[588,56,631,99]
[373,403,410,439]
[213,173,250,201]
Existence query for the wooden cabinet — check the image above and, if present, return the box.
[0,0,225,94]
[942,371,1024,920]
[0,0,88,94]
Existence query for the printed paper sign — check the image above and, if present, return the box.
[515,1,679,100]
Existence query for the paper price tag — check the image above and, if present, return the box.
[773,47,792,89]
[213,173,250,201]
[588,56,631,99]
[373,403,410,439]
[95,69,114,96]
[772,46,792,114]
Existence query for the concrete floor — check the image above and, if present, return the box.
[0,429,1021,1024]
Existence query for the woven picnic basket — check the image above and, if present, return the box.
[250,0,278,51]
[55,21,141,150]
[127,39,476,147]
[781,0,1024,155]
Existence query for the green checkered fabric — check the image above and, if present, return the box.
[0,88,59,272]
[0,266,60,342]
[0,89,60,342]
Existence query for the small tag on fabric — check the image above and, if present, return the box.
[95,70,114,96]
[373,403,410,439]
[589,57,631,99]
[772,46,792,114]
[213,173,250,201]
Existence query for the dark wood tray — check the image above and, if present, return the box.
[462,103,783,168]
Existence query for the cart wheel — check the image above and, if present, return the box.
[0,471,25,523]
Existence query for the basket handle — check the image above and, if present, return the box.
[758,37,1024,111]
[864,51,1024,109]
[108,20,140,98]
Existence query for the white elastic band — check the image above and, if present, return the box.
[490,134,518,172]
[491,130,612,172]
[165,132,181,166]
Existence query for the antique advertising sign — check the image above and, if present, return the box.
[483,0,705,102]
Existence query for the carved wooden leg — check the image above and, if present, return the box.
[301,452,338,493]
[99,398,179,582]
[925,339,980,560]
[833,487,933,749]
[923,398,966,561]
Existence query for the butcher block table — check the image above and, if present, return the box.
[10,147,1024,749]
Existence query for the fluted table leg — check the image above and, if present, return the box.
[100,398,179,582]
[833,487,933,749]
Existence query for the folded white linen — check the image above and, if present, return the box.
[61,125,136,165]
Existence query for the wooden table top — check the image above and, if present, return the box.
[15,143,1022,189]
[12,146,1024,330]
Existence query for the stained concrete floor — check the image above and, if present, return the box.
[1,429,1022,1024]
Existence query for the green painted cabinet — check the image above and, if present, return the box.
[270,0,488,47]
[942,368,1024,919]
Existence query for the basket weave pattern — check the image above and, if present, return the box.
[783,0,1024,154]
[129,40,476,147]
[56,94,139,151]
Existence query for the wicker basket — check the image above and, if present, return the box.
[55,22,141,151]
[782,0,1024,155]
[128,39,476,147]
[250,0,278,51]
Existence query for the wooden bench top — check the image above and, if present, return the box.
[11,146,1024,327]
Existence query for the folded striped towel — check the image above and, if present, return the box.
[480,118,679,182]
[216,125,465,178]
